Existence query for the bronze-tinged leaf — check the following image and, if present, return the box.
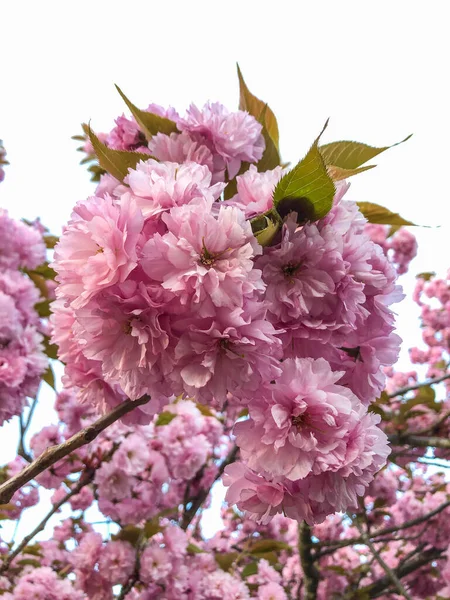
[115,85,179,139]
[319,135,412,170]
[416,271,436,281]
[327,164,376,181]
[273,121,335,223]
[356,202,415,227]
[256,105,281,172]
[83,124,151,182]
[237,64,279,150]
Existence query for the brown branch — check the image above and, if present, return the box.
[352,520,413,600]
[0,468,95,574]
[181,444,239,530]
[315,498,450,559]
[0,396,150,505]
[388,433,450,450]
[298,522,319,600]
[388,373,450,398]
[362,547,444,598]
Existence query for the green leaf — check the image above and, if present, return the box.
[42,365,55,390]
[113,525,142,546]
[215,551,239,571]
[319,135,412,170]
[155,411,177,426]
[250,210,282,247]
[25,271,47,299]
[237,64,279,150]
[327,164,376,181]
[143,518,163,539]
[187,542,205,554]
[32,263,57,280]
[256,105,281,172]
[400,386,440,418]
[246,539,290,554]
[273,121,335,223]
[43,335,59,360]
[115,85,178,139]
[83,124,151,182]
[17,558,41,568]
[416,271,436,281]
[35,300,51,318]
[44,235,59,249]
[241,561,259,577]
[0,503,16,520]
[357,202,415,227]
[195,403,216,418]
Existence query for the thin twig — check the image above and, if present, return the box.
[181,444,238,530]
[315,499,450,558]
[388,433,450,450]
[0,396,150,505]
[0,468,95,574]
[362,547,443,598]
[388,373,450,398]
[352,519,413,600]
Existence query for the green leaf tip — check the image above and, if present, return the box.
[115,84,179,139]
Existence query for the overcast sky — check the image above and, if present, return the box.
[1,0,449,540]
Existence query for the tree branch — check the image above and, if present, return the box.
[0,396,150,505]
[388,433,450,450]
[352,520,413,600]
[361,547,444,598]
[388,373,450,398]
[181,444,238,530]
[0,468,95,574]
[315,499,450,558]
[298,522,319,600]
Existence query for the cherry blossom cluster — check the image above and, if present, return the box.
[0,205,48,425]
[51,100,404,526]
[411,270,450,381]
[365,223,418,274]
[3,461,450,599]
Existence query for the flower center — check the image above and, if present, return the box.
[282,262,302,278]
[291,415,305,430]
[199,237,231,269]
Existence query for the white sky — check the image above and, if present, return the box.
[1,0,450,541]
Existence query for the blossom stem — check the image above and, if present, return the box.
[0,396,150,505]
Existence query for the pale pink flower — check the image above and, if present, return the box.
[234,358,356,481]
[225,165,283,219]
[142,200,263,314]
[53,194,143,308]
[179,102,265,178]
[125,159,224,219]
